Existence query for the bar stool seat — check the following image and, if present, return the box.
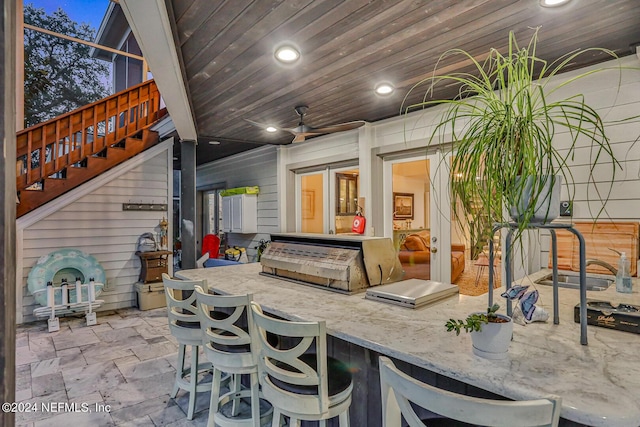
[162,273,213,420]
[195,287,272,427]
[250,302,353,426]
[269,354,352,396]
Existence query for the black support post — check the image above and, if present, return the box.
[180,139,197,270]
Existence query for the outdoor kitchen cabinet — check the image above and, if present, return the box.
[221,194,257,233]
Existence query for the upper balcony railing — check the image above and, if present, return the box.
[16,79,162,192]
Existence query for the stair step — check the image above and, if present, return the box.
[17,129,160,217]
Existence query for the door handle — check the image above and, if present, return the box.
[431,247,438,253]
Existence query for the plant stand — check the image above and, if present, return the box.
[487,223,588,345]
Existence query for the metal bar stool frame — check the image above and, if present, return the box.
[162,273,212,420]
[194,287,272,427]
[250,302,353,427]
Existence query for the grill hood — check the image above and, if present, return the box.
[260,233,403,293]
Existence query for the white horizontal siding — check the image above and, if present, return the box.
[197,146,278,261]
[18,148,171,324]
[256,59,640,277]
[285,131,359,166]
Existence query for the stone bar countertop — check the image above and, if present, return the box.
[177,264,640,427]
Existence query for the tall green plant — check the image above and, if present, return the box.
[403,28,625,244]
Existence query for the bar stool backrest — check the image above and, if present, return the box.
[194,287,255,370]
[379,356,561,427]
[162,273,205,338]
[250,302,329,416]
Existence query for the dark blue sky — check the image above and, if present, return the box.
[26,0,110,29]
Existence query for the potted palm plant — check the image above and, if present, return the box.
[403,28,625,246]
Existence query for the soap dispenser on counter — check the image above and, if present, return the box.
[616,252,632,293]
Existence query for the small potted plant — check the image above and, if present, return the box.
[446,303,513,360]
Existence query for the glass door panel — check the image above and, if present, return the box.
[332,168,359,234]
[297,166,359,234]
[299,173,325,233]
[385,153,451,283]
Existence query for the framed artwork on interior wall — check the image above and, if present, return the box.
[302,190,315,219]
[393,192,414,220]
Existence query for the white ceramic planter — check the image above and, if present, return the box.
[509,175,562,224]
[471,314,513,360]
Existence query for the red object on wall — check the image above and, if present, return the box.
[352,215,366,234]
[202,234,221,258]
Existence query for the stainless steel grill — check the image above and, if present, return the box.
[260,233,403,293]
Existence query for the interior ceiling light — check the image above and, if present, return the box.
[208,140,221,145]
[275,45,300,63]
[540,0,571,7]
[266,126,278,133]
[375,82,394,96]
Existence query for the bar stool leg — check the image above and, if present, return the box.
[339,410,350,426]
[208,368,222,427]
[187,345,199,420]
[172,344,186,398]
[250,372,260,427]
[231,373,242,416]
[271,409,281,427]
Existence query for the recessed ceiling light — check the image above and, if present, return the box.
[375,82,395,96]
[208,140,221,145]
[540,0,571,7]
[266,126,278,133]
[274,45,300,63]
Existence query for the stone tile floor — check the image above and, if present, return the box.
[14,307,216,426]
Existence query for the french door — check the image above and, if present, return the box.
[296,165,360,234]
[383,151,452,282]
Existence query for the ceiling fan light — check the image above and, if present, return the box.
[266,126,278,133]
[275,45,300,63]
[375,82,394,96]
[539,0,571,7]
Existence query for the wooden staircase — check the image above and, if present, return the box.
[16,80,166,218]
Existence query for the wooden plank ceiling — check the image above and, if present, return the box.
[169,0,640,165]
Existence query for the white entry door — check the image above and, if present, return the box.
[383,151,452,282]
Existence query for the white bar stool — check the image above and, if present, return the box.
[194,287,272,427]
[250,302,353,427]
[379,356,562,427]
[162,273,212,420]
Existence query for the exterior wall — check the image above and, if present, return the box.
[534,57,640,271]
[279,56,640,277]
[197,145,278,262]
[17,142,172,324]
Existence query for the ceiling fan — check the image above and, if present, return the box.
[246,105,365,144]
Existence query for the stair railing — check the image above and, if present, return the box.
[16,79,162,192]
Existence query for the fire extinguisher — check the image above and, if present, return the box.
[352,210,366,234]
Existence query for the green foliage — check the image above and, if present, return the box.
[403,28,629,246]
[445,303,500,335]
[24,4,111,127]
